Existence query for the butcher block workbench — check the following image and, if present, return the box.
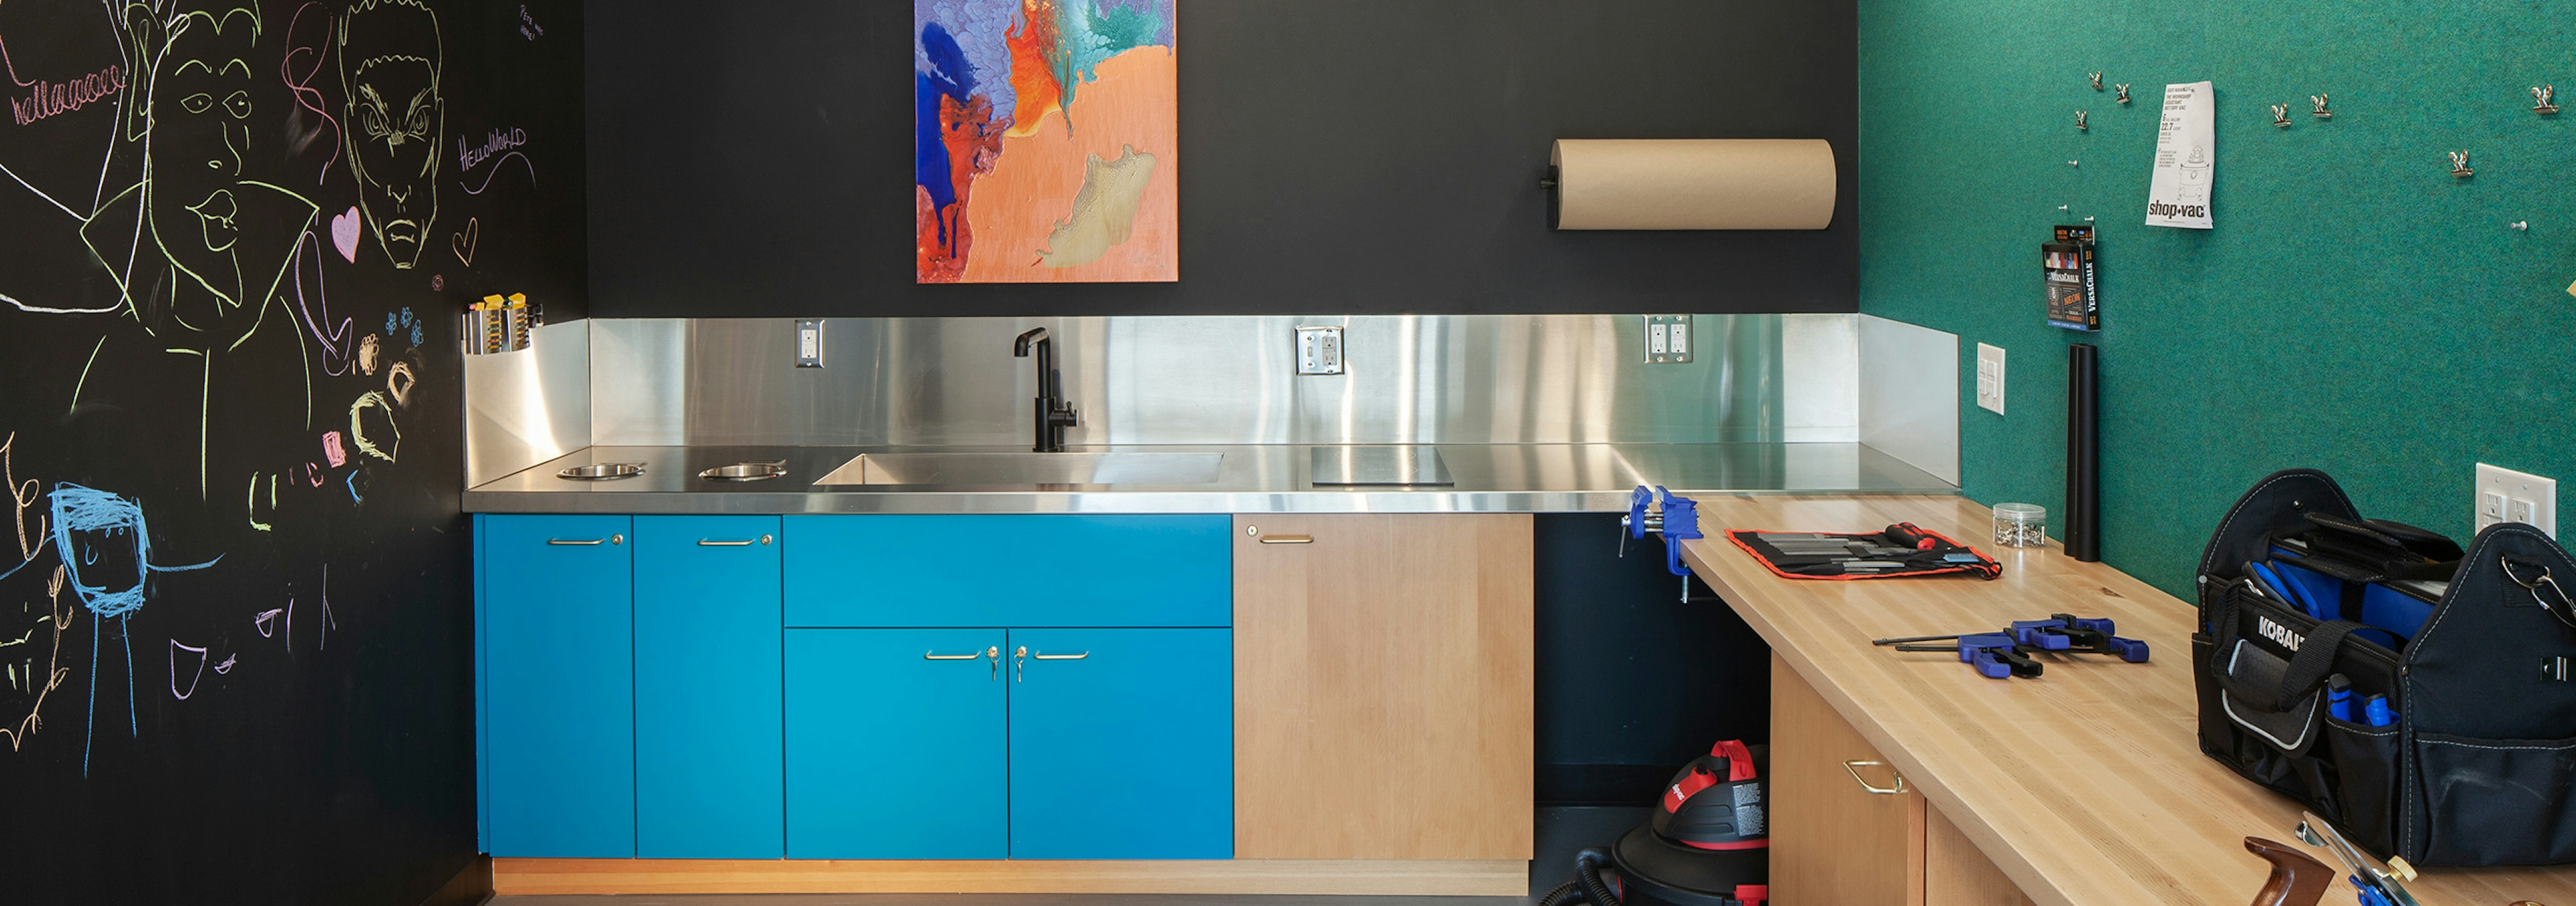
[1674,494,2576,906]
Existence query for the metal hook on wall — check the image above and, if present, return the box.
[2115,83,2131,105]
[2451,151,2475,179]
[2310,93,2332,119]
[2089,71,2104,91]
[2271,103,2294,128]
[2075,110,2088,132]
[2536,85,2561,115]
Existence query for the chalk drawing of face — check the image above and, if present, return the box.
[148,5,260,313]
[50,486,150,619]
[337,0,441,270]
[88,1,315,342]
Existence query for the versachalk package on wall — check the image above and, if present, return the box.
[2145,81,2215,230]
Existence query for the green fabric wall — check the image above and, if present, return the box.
[1859,1,2576,597]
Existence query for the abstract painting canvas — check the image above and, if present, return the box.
[915,0,1177,283]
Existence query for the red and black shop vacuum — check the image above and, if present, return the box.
[1543,740,1770,906]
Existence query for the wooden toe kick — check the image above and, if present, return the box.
[490,858,1531,897]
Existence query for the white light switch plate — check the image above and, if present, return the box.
[2477,462,2557,538]
[1974,343,2006,415]
[1295,325,1345,375]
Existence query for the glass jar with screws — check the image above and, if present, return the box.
[1993,503,2049,548]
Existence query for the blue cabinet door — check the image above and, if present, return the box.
[1008,628,1232,859]
[634,515,784,858]
[786,629,1008,858]
[482,515,635,858]
[784,515,1232,627]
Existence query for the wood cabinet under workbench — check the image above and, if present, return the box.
[1771,652,2027,906]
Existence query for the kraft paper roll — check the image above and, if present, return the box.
[1550,139,1837,230]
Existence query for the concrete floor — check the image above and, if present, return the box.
[490,807,1648,906]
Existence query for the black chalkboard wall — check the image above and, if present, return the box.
[587,0,1858,317]
[0,1,584,903]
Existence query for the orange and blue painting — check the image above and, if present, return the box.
[915,0,1177,283]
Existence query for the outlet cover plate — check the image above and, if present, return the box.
[2477,462,2557,538]
[1295,325,1345,375]
[1975,343,2006,415]
[1644,315,1693,364]
[794,319,824,368]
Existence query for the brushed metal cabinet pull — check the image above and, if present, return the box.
[1033,651,1089,660]
[1257,535,1315,544]
[929,646,1004,680]
[548,534,623,546]
[698,534,774,547]
[1843,760,1907,795]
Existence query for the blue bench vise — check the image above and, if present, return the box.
[1621,486,1706,601]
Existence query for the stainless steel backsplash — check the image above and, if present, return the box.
[585,314,1854,448]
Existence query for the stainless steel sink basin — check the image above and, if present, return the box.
[813,452,1226,486]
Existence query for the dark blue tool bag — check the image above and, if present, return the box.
[2196,468,2576,866]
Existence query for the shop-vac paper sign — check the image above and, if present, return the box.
[2145,81,2215,229]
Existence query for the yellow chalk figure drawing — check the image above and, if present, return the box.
[72,1,323,503]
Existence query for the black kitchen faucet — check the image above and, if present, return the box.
[1013,328,1079,452]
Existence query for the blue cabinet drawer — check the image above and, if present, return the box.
[783,515,1232,627]
[786,629,1009,859]
[1009,628,1232,859]
[635,515,784,858]
[480,515,635,858]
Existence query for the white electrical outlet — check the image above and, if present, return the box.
[2477,462,2558,538]
[794,319,824,368]
[1643,315,1693,364]
[1975,343,2006,415]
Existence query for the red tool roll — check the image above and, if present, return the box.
[1727,523,2002,581]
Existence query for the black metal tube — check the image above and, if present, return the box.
[2065,343,2101,562]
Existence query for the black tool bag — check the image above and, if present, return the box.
[2195,468,2576,866]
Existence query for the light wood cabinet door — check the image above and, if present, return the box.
[1232,514,1534,860]
[1926,807,2035,906]
[1770,654,1925,905]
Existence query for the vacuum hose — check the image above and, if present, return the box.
[1538,848,1623,906]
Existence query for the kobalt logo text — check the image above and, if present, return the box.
[2258,616,2304,652]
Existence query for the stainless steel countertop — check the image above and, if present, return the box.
[463,444,1957,514]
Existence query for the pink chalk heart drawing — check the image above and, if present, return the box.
[330,206,361,262]
[451,217,479,266]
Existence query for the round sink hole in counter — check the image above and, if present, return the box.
[700,461,788,482]
[557,462,646,481]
